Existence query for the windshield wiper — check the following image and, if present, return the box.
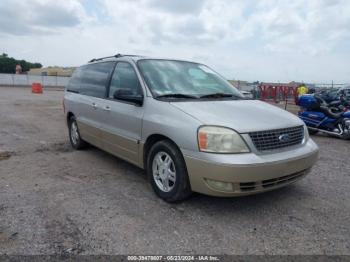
[156,94,198,99]
[200,93,242,99]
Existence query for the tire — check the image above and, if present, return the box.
[308,128,318,135]
[146,140,192,203]
[68,116,88,150]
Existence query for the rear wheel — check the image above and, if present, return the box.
[68,116,88,150]
[147,140,192,202]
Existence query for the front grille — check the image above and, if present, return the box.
[249,126,304,151]
[239,170,307,192]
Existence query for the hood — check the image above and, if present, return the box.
[170,100,303,133]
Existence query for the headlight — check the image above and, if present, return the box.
[198,126,250,153]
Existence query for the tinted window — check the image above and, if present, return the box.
[109,62,142,98]
[66,67,83,93]
[80,62,115,98]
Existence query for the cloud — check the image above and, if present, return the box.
[0,0,86,36]
[99,0,350,56]
[146,0,206,14]
[248,0,350,55]
[0,0,349,83]
[31,2,82,27]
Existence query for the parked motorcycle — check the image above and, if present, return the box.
[325,96,350,113]
[298,94,350,139]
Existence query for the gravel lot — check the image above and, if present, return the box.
[0,87,349,255]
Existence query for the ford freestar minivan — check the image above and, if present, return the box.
[64,54,319,202]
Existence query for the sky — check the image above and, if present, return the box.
[0,0,349,83]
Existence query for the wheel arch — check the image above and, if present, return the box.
[142,134,181,169]
[66,112,74,125]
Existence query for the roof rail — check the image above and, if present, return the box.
[89,54,122,63]
[89,53,141,63]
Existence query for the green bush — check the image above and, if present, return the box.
[0,53,42,73]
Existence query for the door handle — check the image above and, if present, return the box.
[92,102,98,109]
[103,105,111,111]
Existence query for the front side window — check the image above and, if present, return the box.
[137,59,243,99]
[109,62,142,99]
[79,62,115,98]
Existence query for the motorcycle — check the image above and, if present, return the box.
[298,94,350,139]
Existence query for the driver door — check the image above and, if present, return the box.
[100,62,144,165]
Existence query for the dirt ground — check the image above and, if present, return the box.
[0,87,349,255]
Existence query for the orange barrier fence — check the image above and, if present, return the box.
[258,84,299,104]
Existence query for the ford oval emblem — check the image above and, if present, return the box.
[279,134,290,142]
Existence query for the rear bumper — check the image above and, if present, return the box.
[182,139,319,197]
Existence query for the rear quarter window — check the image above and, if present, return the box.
[66,67,83,93]
[78,62,115,98]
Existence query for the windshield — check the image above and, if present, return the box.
[137,59,243,99]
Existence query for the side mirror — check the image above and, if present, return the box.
[113,89,143,106]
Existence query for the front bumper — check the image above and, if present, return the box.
[182,139,319,197]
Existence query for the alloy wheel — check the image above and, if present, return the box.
[152,151,176,192]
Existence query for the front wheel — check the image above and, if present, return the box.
[147,140,192,203]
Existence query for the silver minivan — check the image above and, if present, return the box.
[64,54,319,202]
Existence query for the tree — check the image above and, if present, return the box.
[0,54,42,74]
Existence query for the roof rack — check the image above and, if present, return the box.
[89,54,141,63]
